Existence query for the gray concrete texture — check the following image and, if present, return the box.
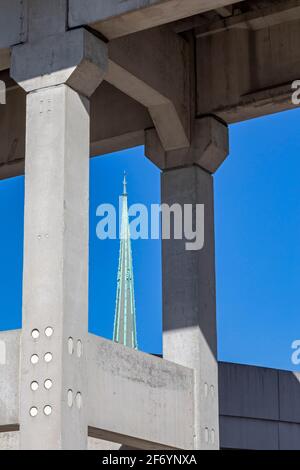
[1,330,300,449]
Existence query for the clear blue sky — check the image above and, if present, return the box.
[0,108,299,370]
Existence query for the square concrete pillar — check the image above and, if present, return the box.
[10,23,107,449]
[161,166,219,449]
[20,84,90,449]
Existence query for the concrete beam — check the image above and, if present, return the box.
[88,335,194,450]
[0,1,27,49]
[107,27,190,151]
[0,77,152,180]
[0,331,194,449]
[196,0,300,38]
[2,332,300,450]
[69,0,245,40]
[196,20,300,123]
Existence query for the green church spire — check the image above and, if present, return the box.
[113,174,138,349]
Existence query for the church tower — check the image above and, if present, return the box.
[113,174,138,349]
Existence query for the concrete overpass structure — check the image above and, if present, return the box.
[0,0,299,450]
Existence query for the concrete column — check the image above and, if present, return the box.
[146,117,229,450]
[10,28,107,449]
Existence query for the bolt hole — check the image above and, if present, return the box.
[44,379,53,390]
[30,407,38,417]
[76,392,82,410]
[31,329,40,340]
[45,327,53,338]
[67,390,73,408]
[77,340,82,358]
[44,405,52,416]
[68,337,74,355]
[44,352,53,363]
[30,381,39,391]
[30,354,39,365]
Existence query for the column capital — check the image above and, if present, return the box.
[10,28,108,98]
[145,116,229,173]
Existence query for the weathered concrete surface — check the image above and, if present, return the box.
[196,19,300,122]
[69,0,245,39]
[11,29,108,97]
[0,331,194,449]
[0,0,27,49]
[0,432,20,450]
[196,0,300,38]
[88,334,194,450]
[162,166,219,449]
[1,331,300,450]
[107,27,190,151]
[0,432,123,451]
[19,84,91,450]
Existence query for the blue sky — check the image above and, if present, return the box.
[0,108,299,370]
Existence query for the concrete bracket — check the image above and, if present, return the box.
[145,116,229,173]
[10,28,108,97]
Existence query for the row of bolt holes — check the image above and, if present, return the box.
[29,391,82,418]
[29,328,82,418]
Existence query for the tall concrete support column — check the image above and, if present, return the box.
[10,28,107,449]
[146,117,229,450]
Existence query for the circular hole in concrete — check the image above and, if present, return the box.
[44,352,53,363]
[30,407,38,417]
[44,405,52,416]
[44,379,53,390]
[30,381,39,392]
[45,327,54,338]
[30,354,39,365]
[31,329,40,340]
[68,337,74,355]
[67,390,73,408]
[77,340,82,358]
[76,392,82,410]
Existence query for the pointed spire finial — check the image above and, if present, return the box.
[123,171,127,196]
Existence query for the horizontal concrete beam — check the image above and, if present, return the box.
[68,0,245,39]
[0,76,152,180]
[0,1,27,49]
[196,0,300,38]
[0,331,194,450]
[196,20,300,123]
[107,27,190,151]
[1,333,300,450]
[87,334,194,449]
